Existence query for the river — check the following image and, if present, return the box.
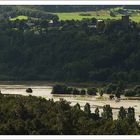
[0,84,140,121]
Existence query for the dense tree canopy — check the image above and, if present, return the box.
[0,6,140,84]
[0,94,138,135]
[0,13,139,83]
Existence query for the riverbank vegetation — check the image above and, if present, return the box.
[0,94,139,135]
[51,84,97,95]
[51,82,140,98]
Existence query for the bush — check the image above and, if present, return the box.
[87,88,97,95]
[72,88,80,95]
[51,84,68,94]
[105,83,117,94]
[124,90,136,97]
[80,89,86,95]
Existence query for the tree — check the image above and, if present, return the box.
[87,88,97,95]
[72,88,80,95]
[95,107,100,118]
[105,83,117,94]
[101,105,113,120]
[118,106,127,120]
[73,103,81,110]
[15,102,28,120]
[51,85,69,94]
[91,17,97,25]
[127,107,136,124]
[84,103,91,116]
[80,89,86,95]
[99,88,104,96]
[110,11,116,17]
[117,81,125,91]
[115,87,121,98]
[124,90,136,97]
[67,87,73,94]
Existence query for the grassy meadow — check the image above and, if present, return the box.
[55,10,140,23]
[54,10,121,20]
[10,15,28,21]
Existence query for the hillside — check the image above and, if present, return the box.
[0,6,140,83]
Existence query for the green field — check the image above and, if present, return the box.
[54,10,118,20]
[10,15,28,21]
[54,10,140,23]
[55,12,122,20]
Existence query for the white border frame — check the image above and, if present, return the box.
[0,135,140,139]
[1,1,140,5]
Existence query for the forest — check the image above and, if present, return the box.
[0,94,138,135]
[0,13,139,83]
[0,6,140,83]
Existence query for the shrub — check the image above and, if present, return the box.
[124,90,136,97]
[87,88,97,95]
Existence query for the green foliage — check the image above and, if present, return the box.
[0,15,140,82]
[124,85,140,97]
[118,106,127,120]
[0,94,137,134]
[52,85,87,95]
[73,103,81,110]
[127,107,136,124]
[51,85,68,94]
[99,88,104,96]
[105,83,117,94]
[95,107,100,118]
[101,105,113,120]
[80,89,86,95]
[124,89,136,97]
[110,11,116,17]
[87,88,97,95]
[84,103,91,116]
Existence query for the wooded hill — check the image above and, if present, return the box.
[0,6,140,83]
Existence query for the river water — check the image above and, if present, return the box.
[1,84,140,121]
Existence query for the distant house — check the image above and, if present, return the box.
[97,20,105,27]
[96,19,106,32]
[48,20,54,27]
[48,20,60,27]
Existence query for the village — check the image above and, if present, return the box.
[8,14,132,35]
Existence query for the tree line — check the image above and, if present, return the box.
[51,83,140,97]
[51,84,97,95]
